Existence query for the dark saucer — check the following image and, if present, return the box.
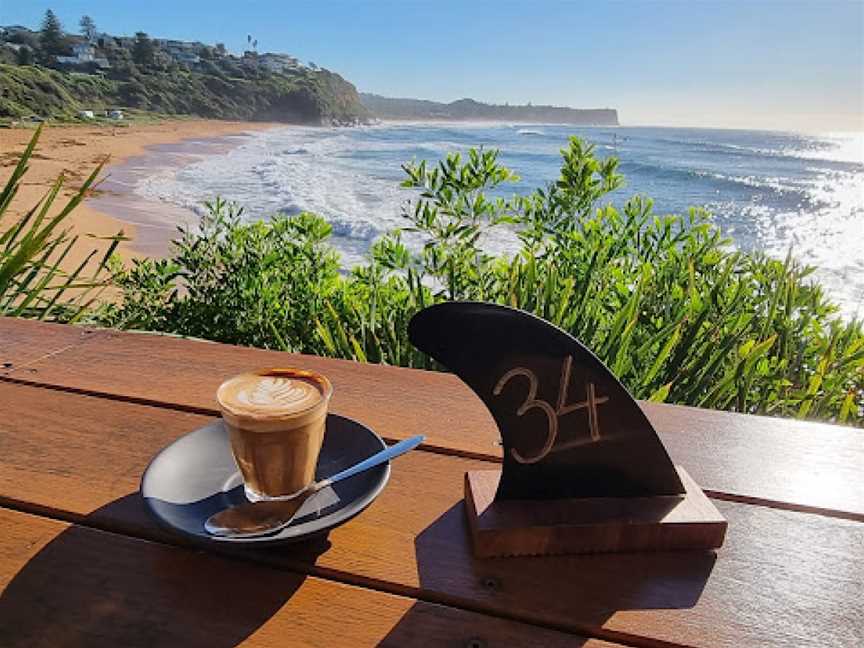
[141,414,390,544]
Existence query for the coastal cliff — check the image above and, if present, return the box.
[1,17,614,128]
[0,63,370,125]
[360,94,619,125]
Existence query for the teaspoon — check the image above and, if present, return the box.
[205,434,424,538]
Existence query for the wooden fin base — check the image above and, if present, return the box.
[464,467,727,558]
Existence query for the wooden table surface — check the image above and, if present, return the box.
[1,318,862,647]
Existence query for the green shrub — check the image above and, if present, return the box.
[100,138,864,425]
[100,198,341,351]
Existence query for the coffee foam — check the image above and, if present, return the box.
[236,376,319,409]
[217,369,331,422]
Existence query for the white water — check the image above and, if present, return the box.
[130,123,864,317]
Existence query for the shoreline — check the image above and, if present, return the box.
[5,120,857,317]
[88,130,274,258]
[0,119,279,271]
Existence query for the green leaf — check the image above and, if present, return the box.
[649,383,672,402]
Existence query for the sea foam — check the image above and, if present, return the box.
[132,123,864,317]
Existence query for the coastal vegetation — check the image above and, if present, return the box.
[4,127,862,426]
[0,62,368,124]
[1,11,616,126]
[0,11,369,124]
[95,138,864,426]
[0,125,117,321]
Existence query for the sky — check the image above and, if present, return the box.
[2,0,862,132]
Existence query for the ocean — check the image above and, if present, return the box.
[127,124,864,317]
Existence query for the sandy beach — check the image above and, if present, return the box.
[0,119,275,274]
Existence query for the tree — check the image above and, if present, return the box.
[40,9,65,56]
[214,42,227,57]
[132,31,155,67]
[80,15,97,42]
[16,46,34,66]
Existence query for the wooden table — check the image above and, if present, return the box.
[0,317,861,647]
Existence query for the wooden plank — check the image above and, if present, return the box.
[464,468,727,557]
[1,381,861,648]
[640,400,864,520]
[0,508,615,648]
[0,318,502,455]
[0,317,96,373]
[1,317,862,520]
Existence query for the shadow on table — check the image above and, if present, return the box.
[0,495,331,648]
[377,600,601,647]
[1,492,718,647]
[407,501,717,638]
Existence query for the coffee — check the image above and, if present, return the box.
[217,368,333,500]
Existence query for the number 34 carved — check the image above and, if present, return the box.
[493,356,610,464]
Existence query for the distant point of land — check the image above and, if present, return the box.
[359,93,619,126]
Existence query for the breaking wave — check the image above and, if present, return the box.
[131,123,863,316]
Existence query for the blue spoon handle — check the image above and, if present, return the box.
[318,435,425,488]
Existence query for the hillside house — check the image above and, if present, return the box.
[113,36,136,49]
[259,53,299,73]
[57,42,95,63]
[177,52,201,66]
[56,42,110,68]
[143,39,205,66]
[164,39,198,52]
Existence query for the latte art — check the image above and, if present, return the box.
[217,369,331,422]
[237,377,318,408]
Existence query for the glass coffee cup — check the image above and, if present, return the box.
[217,368,333,501]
